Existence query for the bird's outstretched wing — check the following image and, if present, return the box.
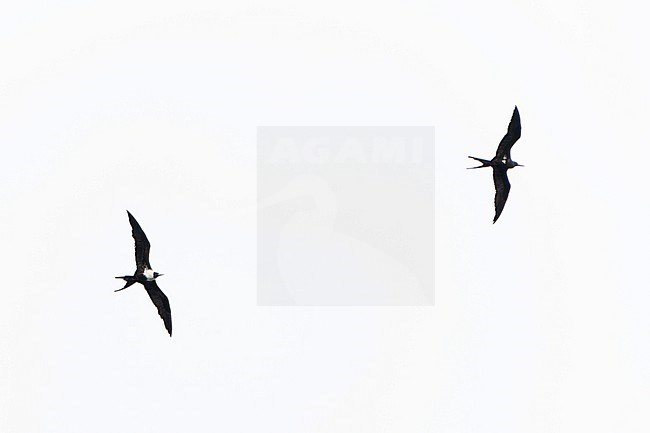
[492,166,511,223]
[494,106,521,161]
[143,280,172,336]
[127,211,151,273]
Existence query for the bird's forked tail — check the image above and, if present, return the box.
[467,156,491,169]
[115,276,136,292]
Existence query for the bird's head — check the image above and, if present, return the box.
[153,272,164,278]
[509,160,524,168]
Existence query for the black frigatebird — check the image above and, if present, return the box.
[468,106,523,223]
[115,211,172,336]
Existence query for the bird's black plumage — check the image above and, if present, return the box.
[144,280,172,336]
[495,106,521,162]
[116,211,172,336]
[492,166,511,224]
[468,106,523,223]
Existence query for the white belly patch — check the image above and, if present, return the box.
[144,269,155,280]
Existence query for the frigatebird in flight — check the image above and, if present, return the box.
[468,106,523,223]
[115,211,172,336]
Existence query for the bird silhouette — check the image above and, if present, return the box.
[468,106,523,223]
[115,211,172,336]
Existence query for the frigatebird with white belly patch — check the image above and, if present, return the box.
[115,211,172,336]
[468,106,523,223]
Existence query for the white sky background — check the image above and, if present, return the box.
[1,1,648,432]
